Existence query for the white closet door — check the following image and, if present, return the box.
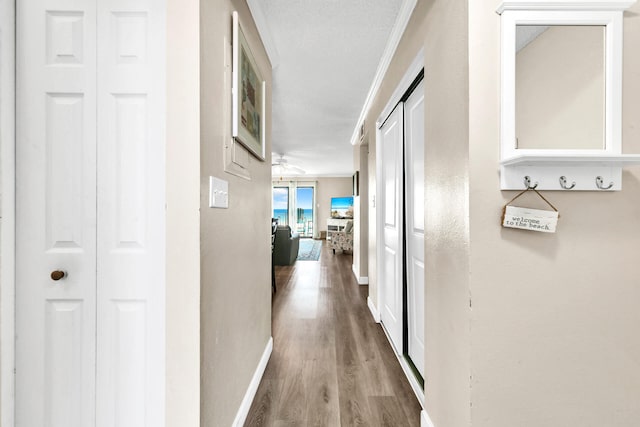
[379,105,404,354]
[95,1,165,425]
[404,81,425,377]
[16,0,98,425]
[16,0,166,425]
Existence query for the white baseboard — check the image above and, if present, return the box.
[232,336,273,427]
[367,296,380,323]
[421,410,435,427]
[398,352,425,408]
[351,264,369,285]
[377,321,425,410]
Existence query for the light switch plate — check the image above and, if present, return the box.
[209,176,229,208]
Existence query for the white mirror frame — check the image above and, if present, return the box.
[497,1,640,191]
[500,10,622,160]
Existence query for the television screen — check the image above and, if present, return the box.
[331,196,354,219]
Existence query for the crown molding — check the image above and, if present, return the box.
[349,0,418,146]
[496,0,636,14]
[246,0,280,68]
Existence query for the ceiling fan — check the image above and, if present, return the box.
[272,154,305,176]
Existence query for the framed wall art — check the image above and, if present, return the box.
[232,11,266,161]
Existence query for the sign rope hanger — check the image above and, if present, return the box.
[502,181,560,233]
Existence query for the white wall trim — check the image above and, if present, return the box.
[246,0,280,68]
[367,296,381,323]
[379,320,425,407]
[375,122,384,336]
[352,264,369,285]
[421,410,435,427]
[399,354,425,408]
[350,0,418,145]
[376,48,424,128]
[0,0,16,424]
[232,336,273,427]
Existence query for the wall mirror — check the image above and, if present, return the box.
[497,1,640,191]
[499,7,625,159]
[516,24,605,150]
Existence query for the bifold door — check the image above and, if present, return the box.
[16,0,166,425]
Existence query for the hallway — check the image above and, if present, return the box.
[245,242,421,426]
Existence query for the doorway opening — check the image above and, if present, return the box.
[295,186,314,237]
[272,181,317,238]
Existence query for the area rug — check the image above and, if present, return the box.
[297,239,322,261]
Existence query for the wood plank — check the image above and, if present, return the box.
[243,379,282,426]
[245,244,421,426]
[369,396,413,427]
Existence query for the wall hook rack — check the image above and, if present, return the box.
[595,176,614,190]
[559,176,576,190]
[524,176,538,190]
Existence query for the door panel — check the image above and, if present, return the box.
[44,300,87,426]
[16,0,97,425]
[405,82,426,377]
[96,1,165,424]
[379,106,404,354]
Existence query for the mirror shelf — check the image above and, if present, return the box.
[502,153,640,167]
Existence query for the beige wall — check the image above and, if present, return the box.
[166,0,201,425]
[364,0,471,425]
[469,1,640,426]
[200,1,273,425]
[315,177,353,236]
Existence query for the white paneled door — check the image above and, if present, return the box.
[16,0,165,425]
[378,78,425,382]
[404,81,425,377]
[379,105,404,354]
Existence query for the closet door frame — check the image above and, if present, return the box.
[0,1,16,425]
[374,49,425,407]
[2,0,167,423]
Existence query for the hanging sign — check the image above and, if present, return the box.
[501,188,559,233]
[502,205,558,233]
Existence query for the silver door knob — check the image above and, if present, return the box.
[50,270,66,281]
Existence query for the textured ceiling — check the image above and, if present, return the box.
[252,0,404,177]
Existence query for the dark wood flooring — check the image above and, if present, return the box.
[245,241,421,426]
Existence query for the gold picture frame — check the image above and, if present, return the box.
[232,11,266,161]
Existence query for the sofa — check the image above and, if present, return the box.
[273,225,300,265]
